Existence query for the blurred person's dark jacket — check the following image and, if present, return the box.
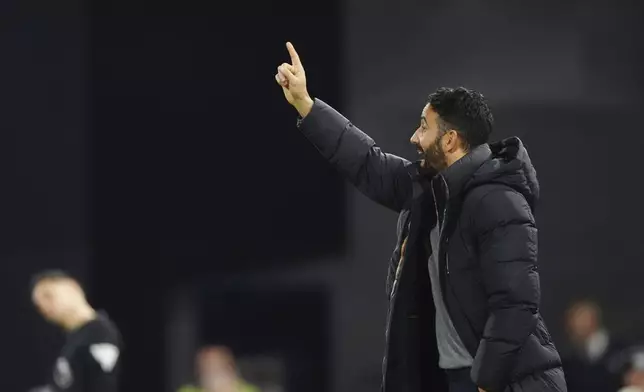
[29,313,122,392]
[562,330,625,392]
[297,100,563,392]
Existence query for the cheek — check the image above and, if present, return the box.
[40,297,63,314]
[35,302,53,318]
[33,296,47,310]
[421,136,436,151]
[43,299,56,311]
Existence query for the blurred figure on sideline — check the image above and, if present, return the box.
[178,346,259,392]
[28,270,122,392]
[616,346,644,392]
[562,300,623,392]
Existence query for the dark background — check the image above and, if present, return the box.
[2,0,644,391]
[89,5,342,391]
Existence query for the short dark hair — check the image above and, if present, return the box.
[30,269,76,293]
[427,87,494,150]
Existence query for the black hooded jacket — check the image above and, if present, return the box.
[297,99,562,392]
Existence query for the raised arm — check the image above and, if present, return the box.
[275,42,412,212]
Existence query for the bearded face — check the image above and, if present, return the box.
[411,105,449,172]
[419,131,448,171]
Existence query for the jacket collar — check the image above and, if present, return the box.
[407,161,435,200]
[406,144,492,201]
[438,143,492,199]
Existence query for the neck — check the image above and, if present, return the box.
[62,303,97,331]
[445,149,467,167]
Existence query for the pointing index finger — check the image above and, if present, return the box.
[286,42,302,68]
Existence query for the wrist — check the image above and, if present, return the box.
[293,96,314,118]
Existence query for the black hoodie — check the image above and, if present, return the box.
[298,99,563,392]
[32,312,122,392]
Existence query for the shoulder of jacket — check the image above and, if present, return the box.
[462,183,515,205]
[460,183,529,222]
[81,319,122,348]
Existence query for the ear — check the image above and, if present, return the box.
[443,130,461,152]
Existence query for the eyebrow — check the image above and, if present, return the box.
[420,117,427,124]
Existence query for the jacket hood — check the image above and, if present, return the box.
[464,137,539,211]
[433,137,539,211]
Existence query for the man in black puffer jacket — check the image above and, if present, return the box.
[275,42,566,392]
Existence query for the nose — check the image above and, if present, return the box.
[410,130,418,144]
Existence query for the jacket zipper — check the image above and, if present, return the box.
[390,220,411,299]
[383,217,412,388]
[438,175,478,356]
[439,175,450,275]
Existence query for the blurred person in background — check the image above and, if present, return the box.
[617,347,644,392]
[275,42,565,392]
[178,346,259,392]
[28,270,122,392]
[562,300,623,392]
